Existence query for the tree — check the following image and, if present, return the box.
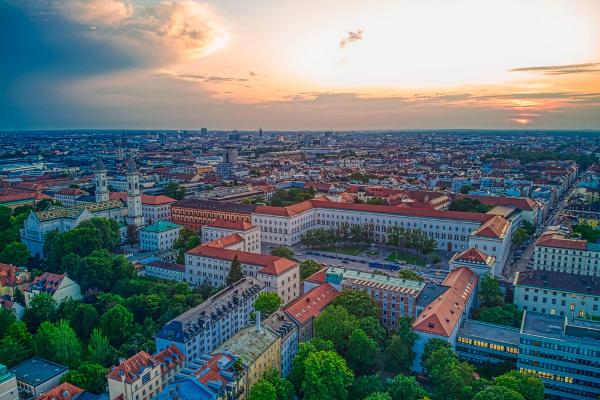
[78,218,121,251]
[88,328,118,367]
[0,242,30,265]
[34,320,82,367]
[249,379,277,400]
[479,274,504,307]
[313,305,359,353]
[270,246,296,260]
[398,269,424,282]
[262,369,294,400]
[299,259,322,280]
[347,328,378,375]
[0,308,16,338]
[388,374,427,400]
[173,228,200,264]
[24,293,57,331]
[493,371,544,400]
[73,250,134,292]
[359,316,387,346]
[421,339,451,373]
[331,289,379,319]
[64,363,108,394]
[348,374,386,400]
[472,386,524,400]
[365,393,392,400]
[61,301,99,340]
[226,255,244,285]
[254,292,282,315]
[384,318,417,374]
[302,350,354,400]
[0,321,33,366]
[425,347,477,400]
[289,339,334,393]
[164,183,186,200]
[100,304,134,347]
[477,304,522,327]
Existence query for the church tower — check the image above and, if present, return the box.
[94,156,109,203]
[125,157,144,227]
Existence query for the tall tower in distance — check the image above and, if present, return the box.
[94,156,109,203]
[224,145,238,166]
[125,156,144,227]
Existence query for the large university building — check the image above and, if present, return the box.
[534,233,600,276]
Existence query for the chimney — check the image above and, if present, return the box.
[256,311,261,331]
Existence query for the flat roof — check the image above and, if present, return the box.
[10,357,67,386]
[327,266,425,294]
[213,325,279,365]
[140,221,182,233]
[521,311,600,343]
[459,319,521,345]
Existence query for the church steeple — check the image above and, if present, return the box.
[94,156,109,203]
[125,156,144,227]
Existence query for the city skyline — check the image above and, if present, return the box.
[2,0,600,130]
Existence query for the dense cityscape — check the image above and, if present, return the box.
[0,129,599,400]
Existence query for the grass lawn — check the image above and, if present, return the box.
[320,245,368,256]
[386,250,427,267]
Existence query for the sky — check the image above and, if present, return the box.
[1,0,600,130]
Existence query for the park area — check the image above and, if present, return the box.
[385,250,426,267]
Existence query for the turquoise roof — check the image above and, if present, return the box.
[140,220,182,233]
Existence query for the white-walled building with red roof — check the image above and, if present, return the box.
[533,232,600,276]
[201,219,261,253]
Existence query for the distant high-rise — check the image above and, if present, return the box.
[228,131,241,142]
[159,133,167,146]
[223,145,238,166]
[200,128,208,135]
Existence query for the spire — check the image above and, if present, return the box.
[126,156,137,174]
[95,155,106,172]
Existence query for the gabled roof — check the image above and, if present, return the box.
[450,248,495,267]
[412,267,477,337]
[154,345,186,374]
[284,283,340,325]
[25,272,67,294]
[187,245,298,276]
[37,382,83,400]
[204,219,256,231]
[107,351,158,384]
[110,192,176,205]
[473,215,509,239]
[536,233,587,250]
[204,233,245,249]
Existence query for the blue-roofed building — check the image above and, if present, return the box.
[9,357,68,399]
[154,378,216,400]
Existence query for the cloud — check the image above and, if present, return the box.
[153,71,248,84]
[339,29,363,49]
[510,62,600,75]
[59,0,134,26]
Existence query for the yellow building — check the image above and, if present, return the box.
[213,319,281,395]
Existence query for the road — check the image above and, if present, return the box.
[503,172,585,280]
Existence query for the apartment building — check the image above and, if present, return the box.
[107,345,185,400]
[518,311,600,400]
[23,272,82,307]
[201,219,261,253]
[0,363,18,400]
[155,278,265,360]
[514,270,600,318]
[534,233,600,276]
[213,321,281,392]
[170,199,255,231]
[143,261,185,282]
[264,310,299,378]
[185,245,300,305]
[139,221,182,252]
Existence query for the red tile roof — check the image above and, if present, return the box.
[461,194,537,211]
[284,283,340,324]
[536,233,587,250]
[37,382,83,400]
[56,188,88,196]
[110,192,176,205]
[304,268,327,284]
[450,248,495,266]
[154,344,186,374]
[0,263,16,287]
[473,215,509,239]
[25,272,66,294]
[254,200,315,217]
[194,353,235,386]
[204,219,256,231]
[204,233,245,249]
[187,245,298,276]
[0,192,51,204]
[107,351,158,384]
[412,267,478,337]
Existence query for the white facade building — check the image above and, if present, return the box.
[533,233,600,276]
[201,219,261,253]
[139,221,182,252]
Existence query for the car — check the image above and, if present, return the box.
[342,260,349,264]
